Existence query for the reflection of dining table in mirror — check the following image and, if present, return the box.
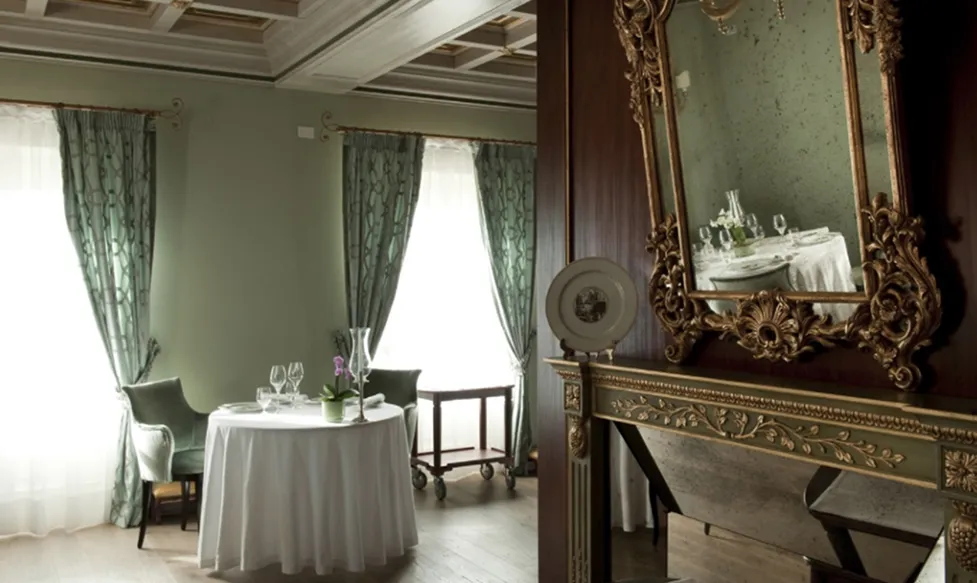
[694,229,858,322]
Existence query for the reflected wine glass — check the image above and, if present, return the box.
[698,225,713,255]
[787,227,800,246]
[718,228,733,262]
[773,214,788,237]
[745,213,759,236]
[256,387,273,413]
[753,225,766,241]
[270,365,287,397]
[286,362,304,404]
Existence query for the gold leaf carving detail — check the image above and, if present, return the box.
[846,193,942,391]
[614,0,666,126]
[647,214,704,363]
[590,372,925,435]
[568,415,587,459]
[610,396,906,469]
[950,501,977,574]
[844,0,904,76]
[565,384,581,412]
[946,450,977,494]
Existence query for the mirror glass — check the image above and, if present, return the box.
[663,0,879,319]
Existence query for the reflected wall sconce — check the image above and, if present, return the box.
[698,0,785,36]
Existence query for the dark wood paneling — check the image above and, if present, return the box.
[568,0,665,359]
[900,1,977,397]
[536,0,569,581]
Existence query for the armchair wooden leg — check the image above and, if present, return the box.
[180,480,190,531]
[193,474,203,526]
[824,524,867,576]
[137,480,152,549]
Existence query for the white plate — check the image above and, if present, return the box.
[545,257,638,353]
[797,233,834,246]
[726,257,787,278]
[219,402,263,414]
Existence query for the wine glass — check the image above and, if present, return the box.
[717,228,733,262]
[698,225,713,255]
[286,362,304,404]
[745,213,759,237]
[270,365,287,397]
[787,227,800,246]
[256,387,273,413]
[753,225,766,241]
[773,214,788,237]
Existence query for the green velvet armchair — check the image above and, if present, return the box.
[121,377,208,549]
[365,369,421,450]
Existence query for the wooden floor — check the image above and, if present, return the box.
[0,475,665,583]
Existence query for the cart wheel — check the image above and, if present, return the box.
[505,469,516,491]
[434,476,447,500]
[480,463,495,480]
[411,468,427,490]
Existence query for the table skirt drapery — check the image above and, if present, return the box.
[197,404,418,575]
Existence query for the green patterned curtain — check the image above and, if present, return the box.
[342,132,425,355]
[55,109,160,528]
[472,142,536,473]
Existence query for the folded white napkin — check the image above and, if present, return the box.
[344,393,385,409]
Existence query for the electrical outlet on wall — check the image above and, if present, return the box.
[297,126,315,140]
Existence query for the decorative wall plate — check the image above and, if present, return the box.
[546,257,639,355]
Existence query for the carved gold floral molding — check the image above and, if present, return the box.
[565,384,581,412]
[610,395,907,469]
[950,501,977,574]
[568,415,587,459]
[946,450,977,494]
[844,0,904,75]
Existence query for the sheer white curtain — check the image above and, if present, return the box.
[374,139,515,466]
[0,105,120,538]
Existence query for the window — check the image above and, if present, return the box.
[373,139,513,454]
[0,105,119,537]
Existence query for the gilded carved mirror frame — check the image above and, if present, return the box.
[613,0,942,391]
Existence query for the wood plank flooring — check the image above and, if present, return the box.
[0,475,666,583]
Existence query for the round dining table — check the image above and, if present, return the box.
[197,402,418,575]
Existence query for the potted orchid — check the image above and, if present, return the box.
[710,209,753,256]
[319,355,357,422]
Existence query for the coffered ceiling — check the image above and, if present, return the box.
[0,0,537,109]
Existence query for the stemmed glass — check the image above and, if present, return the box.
[773,214,788,237]
[270,365,287,409]
[698,225,713,256]
[286,362,304,405]
[718,228,733,262]
[256,387,273,413]
[787,227,800,246]
[745,213,759,237]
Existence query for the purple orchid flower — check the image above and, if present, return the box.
[333,355,344,377]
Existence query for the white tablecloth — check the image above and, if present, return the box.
[695,231,857,321]
[197,403,418,575]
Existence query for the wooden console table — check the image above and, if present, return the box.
[410,385,515,500]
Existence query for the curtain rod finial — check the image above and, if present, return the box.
[320,111,337,142]
[157,97,184,131]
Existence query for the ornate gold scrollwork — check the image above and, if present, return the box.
[843,0,904,75]
[946,450,977,494]
[610,395,906,469]
[950,501,977,574]
[847,193,942,391]
[614,0,668,125]
[648,214,705,363]
[568,415,588,459]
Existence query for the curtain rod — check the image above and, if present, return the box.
[319,112,535,147]
[0,97,185,129]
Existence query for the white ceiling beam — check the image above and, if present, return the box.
[408,53,533,80]
[508,0,535,19]
[24,0,48,19]
[455,19,535,70]
[150,0,187,32]
[146,0,298,20]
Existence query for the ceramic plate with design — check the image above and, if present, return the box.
[797,232,834,246]
[545,257,639,353]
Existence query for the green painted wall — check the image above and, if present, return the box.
[0,59,536,421]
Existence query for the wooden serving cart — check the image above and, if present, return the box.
[410,385,515,500]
